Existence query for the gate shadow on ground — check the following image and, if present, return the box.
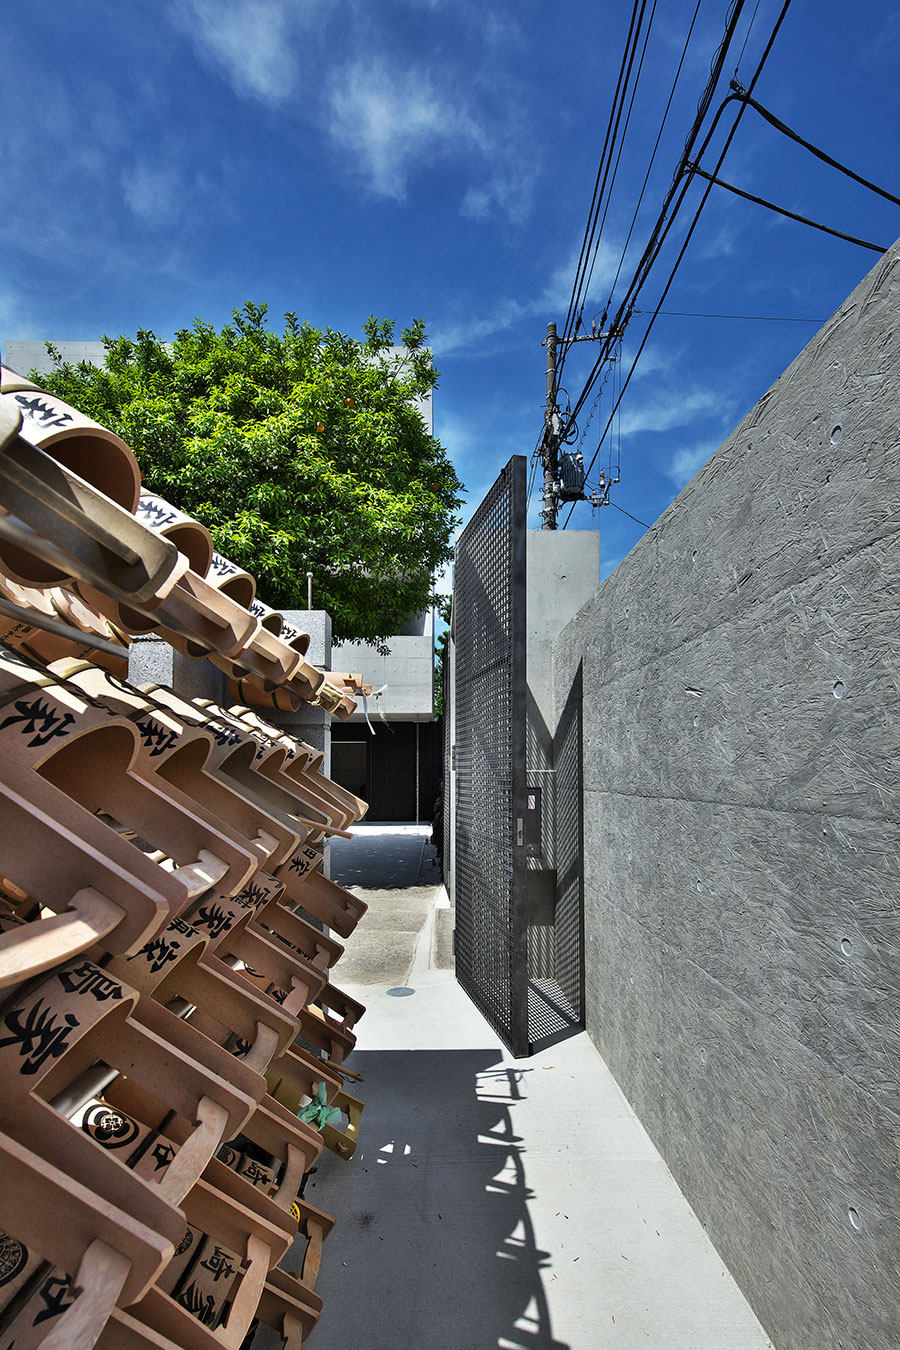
[302,1049,569,1350]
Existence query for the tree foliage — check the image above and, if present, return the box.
[35,304,462,645]
[432,596,452,718]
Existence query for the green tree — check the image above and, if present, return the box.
[432,596,452,718]
[35,304,462,645]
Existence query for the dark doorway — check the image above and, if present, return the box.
[330,739,368,801]
[330,722,443,822]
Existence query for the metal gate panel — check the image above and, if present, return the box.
[453,457,528,1056]
[442,647,451,887]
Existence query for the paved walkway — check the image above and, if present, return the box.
[262,825,773,1350]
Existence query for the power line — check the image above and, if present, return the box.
[610,500,650,529]
[734,89,900,209]
[733,0,762,75]
[560,0,646,349]
[688,163,888,252]
[558,0,650,353]
[563,0,795,527]
[563,0,751,435]
[600,0,704,334]
[526,422,546,508]
[574,0,660,340]
[566,0,795,523]
[633,308,826,322]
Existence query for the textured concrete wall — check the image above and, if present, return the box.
[524,533,600,985]
[4,339,108,375]
[552,244,899,1349]
[332,632,434,721]
[264,609,332,771]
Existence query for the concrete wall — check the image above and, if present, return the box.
[333,610,435,723]
[5,339,108,374]
[261,609,332,771]
[524,533,600,993]
[552,244,899,1349]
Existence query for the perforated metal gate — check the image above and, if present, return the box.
[442,652,451,888]
[452,457,528,1056]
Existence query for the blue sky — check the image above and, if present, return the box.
[3,0,899,582]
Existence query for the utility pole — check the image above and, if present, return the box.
[538,320,620,529]
[541,322,559,529]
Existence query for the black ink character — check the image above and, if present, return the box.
[240,1159,273,1190]
[0,1000,79,1075]
[14,393,74,430]
[237,879,268,908]
[137,500,177,528]
[58,961,123,1002]
[135,717,179,757]
[32,1273,74,1326]
[151,1141,176,1173]
[82,1105,140,1149]
[199,1245,237,1283]
[210,724,242,748]
[0,1234,28,1287]
[177,1281,217,1326]
[193,902,233,939]
[130,935,181,974]
[0,697,75,748]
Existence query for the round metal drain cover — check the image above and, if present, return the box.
[386,986,416,998]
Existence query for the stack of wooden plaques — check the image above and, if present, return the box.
[0,371,371,1347]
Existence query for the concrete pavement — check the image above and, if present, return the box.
[257,825,773,1350]
[324,825,450,988]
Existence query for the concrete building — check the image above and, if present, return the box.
[5,339,109,374]
[331,607,442,823]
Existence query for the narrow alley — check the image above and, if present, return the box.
[265,825,774,1350]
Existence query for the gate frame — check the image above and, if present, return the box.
[452,455,529,1057]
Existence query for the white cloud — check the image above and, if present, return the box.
[621,341,680,381]
[121,162,184,227]
[459,185,492,221]
[431,298,530,357]
[325,60,486,201]
[539,238,625,319]
[168,0,314,104]
[667,440,719,489]
[323,57,536,223]
[433,239,621,356]
[167,1,536,225]
[461,165,535,227]
[694,220,739,263]
[618,387,723,438]
[860,9,900,66]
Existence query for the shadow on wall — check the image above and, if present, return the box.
[304,1049,569,1350]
